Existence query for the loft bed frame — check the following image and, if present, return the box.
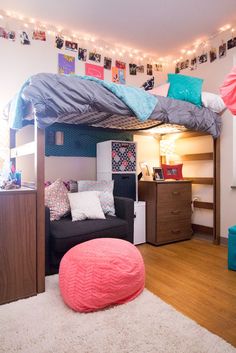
[10,123,220,295]
[7,73,222,293]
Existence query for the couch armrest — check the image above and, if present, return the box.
[45,206,51,274]
[114,196,134,243]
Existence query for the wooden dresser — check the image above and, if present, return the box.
[138,180,192,245]
[0,189,37,304]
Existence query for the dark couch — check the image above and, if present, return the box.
[45,196,134,275]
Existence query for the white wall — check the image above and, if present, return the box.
[0,19,167,183]
[177,40,236,238]
[133,134,160,174]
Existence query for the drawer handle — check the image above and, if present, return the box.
[171,210,180,215]
[172,191,180,195]
[171,229,181,234]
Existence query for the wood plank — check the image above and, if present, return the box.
[213,137,220,245]
[138,240,236,347]
[162,131,209,140]
[10,129,16,168]
[192,224,213,235]
[10,141,35,158]
[0,192,36,304]
[35,125,45,293]
[184,177,213,185]
[193,201,213,209]
[181,153,213,161]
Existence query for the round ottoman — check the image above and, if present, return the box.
[59,238,145,312]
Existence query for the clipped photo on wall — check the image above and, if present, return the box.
[78,48,87,61]
[227,37,236,50]
[7,31,16,41]
[129,63,137,75]
[209,48,217,62]
[65,40,78,52]
[0,26,8,38]
[198,53,208,64]
[190,57,197,70]
[115,60,126,70]
[104,57,112,70]
[89,52,101,63]
[154,64,163,72]
[55,35,64,49]
[20,30,30,45]
[32,30,46,41]
[136,65,144,73]
[219,42,226,59]
[147,64,153,75]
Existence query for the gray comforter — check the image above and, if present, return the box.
[8,73,221,137]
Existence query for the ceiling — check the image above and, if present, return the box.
[2,0,236,57]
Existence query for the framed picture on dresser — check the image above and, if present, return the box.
[153,167,164,181]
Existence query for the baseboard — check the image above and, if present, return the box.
[220,237,228,246]
[192,224,213,235]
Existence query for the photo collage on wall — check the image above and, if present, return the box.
[0,22,160,84]
[0,26,47,45]
[175,34,236,73]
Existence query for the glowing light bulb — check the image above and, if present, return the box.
[0,14,3,19]
[181,49,186,54]
[24,23,29,28]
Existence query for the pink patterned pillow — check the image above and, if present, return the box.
[45,179,70,221]
[149,82,170,97]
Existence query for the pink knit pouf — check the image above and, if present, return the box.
[59,238,145,312]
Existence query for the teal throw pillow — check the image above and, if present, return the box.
[167,73,203,107]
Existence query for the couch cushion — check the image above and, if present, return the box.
[50,216,128,253]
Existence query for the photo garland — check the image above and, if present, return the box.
[175,33,236,73]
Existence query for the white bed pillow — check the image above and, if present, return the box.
[68,191,105,221]
[201,92,226,113]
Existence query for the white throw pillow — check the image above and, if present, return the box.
[68,191,105,221]
[77,180,115,216]
[201,92,226,113]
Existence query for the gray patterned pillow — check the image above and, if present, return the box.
[77,180,115,216]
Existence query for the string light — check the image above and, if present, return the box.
[1,8,159,65]
[173,22,236,66]
[3,9,234,67]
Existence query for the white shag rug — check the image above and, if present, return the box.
[0,275,235,353]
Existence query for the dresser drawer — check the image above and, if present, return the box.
[157,205,191,222]
[157,182,191,205]
[156,219,192,243]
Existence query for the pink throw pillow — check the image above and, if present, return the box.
[149,82,170,97]
[220,66,236,115]
[59,238,145,312]
[45,179,70,221]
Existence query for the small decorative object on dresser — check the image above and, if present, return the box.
[138,180,192,245]
[153,167,164,181]
[161,163,183,180]
[140,162,152,181]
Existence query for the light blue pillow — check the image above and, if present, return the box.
[167,73,203,107]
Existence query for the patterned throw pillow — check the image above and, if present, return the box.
[77,180,115,216]
[45,179,70,221]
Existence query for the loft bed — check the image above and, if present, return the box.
[5,73,221,294]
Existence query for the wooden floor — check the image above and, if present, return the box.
[138,238,236,347]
